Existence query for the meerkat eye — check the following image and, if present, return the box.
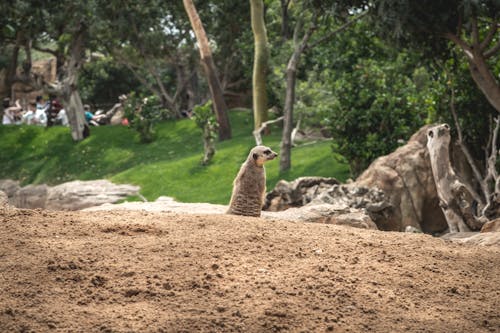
[264,150,271,155]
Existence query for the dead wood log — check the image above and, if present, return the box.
[427,124,483,232]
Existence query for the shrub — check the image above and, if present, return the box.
[123,93,167,143]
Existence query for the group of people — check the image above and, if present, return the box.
[2,96,68,127]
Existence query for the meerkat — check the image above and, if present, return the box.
[227,145,278,217]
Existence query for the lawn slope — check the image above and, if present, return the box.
[0,110,349,204]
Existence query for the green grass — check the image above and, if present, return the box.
[0,110,349,204]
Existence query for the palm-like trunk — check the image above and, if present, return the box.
[183,0,231,140]
[250,0,269,131]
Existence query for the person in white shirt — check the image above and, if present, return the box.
[22,103,36,125]
[35,96,49,126]
[2,98,22,125]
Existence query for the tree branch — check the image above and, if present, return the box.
[480,18,498,51]
[32,44,58,57]
[471,16,480,48]
[481,116,500,216]
[484,38,500,58]
[306,11,368,51]
[443,32,474,60]
[449,87,486,207]
[253,116,284,145]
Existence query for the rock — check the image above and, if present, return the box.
[441,232,500,246]
[263,203,377,230]
[46,180,140,210]
[264,177,386,230]
[264,177,340,210]
[0,190,10,208]
[0,179,20,198]
[1,179,140,210]
[328,212,378,230]
[12,184,49,209]
[355,125,447,232]
[0,190,16,214]
[405,226,423,233]
[481,218,500,233]
[85,196,227,214]
[263,125,478,233]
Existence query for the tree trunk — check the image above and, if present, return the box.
[426,124,483,232]
[280,55,298,172]
[60,24,87,141]
[183,0,231,140]
[445,32,500,113]
[4,40,21,99]
[250,0,269,131]
[280,0,290,41]
[63,88,87,141]
[279,17,316,172]
[467,53,500,113]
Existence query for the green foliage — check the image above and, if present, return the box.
[193,101,219,165]
[434,52,498,162]
[326,54,433,175]
[124,93,167,143]
[78,57,141,108]
[0,110,350,204]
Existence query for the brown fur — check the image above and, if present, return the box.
[227,146,278,217]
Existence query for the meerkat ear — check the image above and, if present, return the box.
[253,153,258,160]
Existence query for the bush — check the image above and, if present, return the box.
[124,93,167,143]
[326,54,436,175]
[192,101,218,165]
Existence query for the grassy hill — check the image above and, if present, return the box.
[0,110,349,204]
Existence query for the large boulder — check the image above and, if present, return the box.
[0,179,140,210]
[354,125,447,232]
[264,177,382,230]
[12,184,49,209]
[46,180,140,210]
[264,126,453,233]
[264,204,377,230]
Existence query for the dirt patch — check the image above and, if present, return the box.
[1,207,499,332]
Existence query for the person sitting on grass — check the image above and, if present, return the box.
[84,104,106,126]
[2,98,22,125]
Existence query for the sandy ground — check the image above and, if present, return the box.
[1,206,499,333]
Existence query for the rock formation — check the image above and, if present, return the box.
[265,125,452,233]
[354,125,447,232]
[0,179,139,210]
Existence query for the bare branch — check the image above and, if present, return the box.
[480,18,498,51]
[253,116,284,145]
[449,87,486,207]
[306,11,368,51]
[484,38,500,59]
[443,32,474,60]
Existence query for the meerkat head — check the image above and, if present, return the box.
[249,145,278,167]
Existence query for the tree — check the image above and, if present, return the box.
[96,0,197,119]
[250,0,270,131]
[183,0,232,141]
[278,1,367,172]
[1,1,96,141]
[372,0,500,113]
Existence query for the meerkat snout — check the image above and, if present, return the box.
[227,145,278,217]
[253,146,278,166]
